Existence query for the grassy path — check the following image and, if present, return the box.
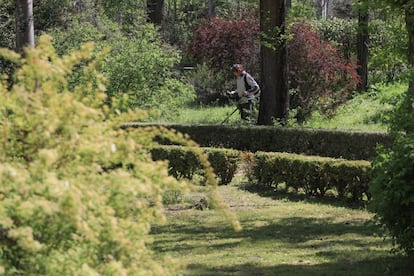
[151,183,411,275]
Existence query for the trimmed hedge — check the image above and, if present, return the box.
[248,151,372,201]
[150,146,241,185]
[124,123,393,161]
[149,145,372,202]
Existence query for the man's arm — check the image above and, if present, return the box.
[245,74,260,95]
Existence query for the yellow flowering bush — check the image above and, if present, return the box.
[0,35,239,275]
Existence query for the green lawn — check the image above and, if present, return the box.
[151,182,411,275]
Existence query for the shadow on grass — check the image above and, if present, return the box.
[152,182,412,275]
[184,254,412,276]
[152,216,380,247]
[151,208,412,275]
[240,182,368,210]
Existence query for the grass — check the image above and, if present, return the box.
[159,83,407,131]
[151,180,412,275]
[158,105,241,125]
[301,83,407,131]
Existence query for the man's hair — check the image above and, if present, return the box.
[231,64,243,72]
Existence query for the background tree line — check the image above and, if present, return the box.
[1,0,410,124]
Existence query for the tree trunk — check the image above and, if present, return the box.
[406,8,414,91]
[321,0,329,20]
[207,0,216,20]
[147,0,164,25]
[15,0,34,52]
[357,3,369,92]
[285,0,291,14]
[404,7,414,119]
[258,0,289,125]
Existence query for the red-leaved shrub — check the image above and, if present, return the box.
[288,22,360,120]
[188,17,259,72]
[188,19,360,119]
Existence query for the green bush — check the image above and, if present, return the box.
[49,15,195,119]
[150,146,241,185]
[314,18,356,61]
[369,17,408,84]
[369,88,414,254]
[249,151,372,200]
[369,134,414,254]
[126,124,393,161]
[314,16,408,85]
[0,36,239,274]
[186,63,234,105]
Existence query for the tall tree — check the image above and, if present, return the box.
[147,0,164,25]
[357,1,369,92]
[258,0,289,125]
[15,0,34,52]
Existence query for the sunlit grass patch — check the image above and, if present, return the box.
[301,83,407,131]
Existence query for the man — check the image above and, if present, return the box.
[227,64,261,121]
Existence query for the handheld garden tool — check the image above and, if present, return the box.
[220,106,239,125]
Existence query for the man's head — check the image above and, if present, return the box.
[231,64,243,77]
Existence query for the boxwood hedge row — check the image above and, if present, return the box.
[247,151,372,201]
[125,123,392,161]
[150,145,372,201]
[150,145,241,185]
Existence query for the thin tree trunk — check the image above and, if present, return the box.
[15,0,34,52]
[321,0,328,20]
[406,8,414,91]
[258,0,289,125]
[207,0,215,20]
[147,0,164,25]
[357,3,369,92]
[285,0,292,14]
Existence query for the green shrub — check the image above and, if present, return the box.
[314,16,408,85]
[127,124,393,161]
[369,88,414,254]
[0,36,239,274]
[369,134,414,254]
[151,146,202,180]
[50,15,195,119]
[369,17,408,84]
[249,151,372,200]
[314,18,356,61]
[186,63,234,105]
[150,146,241,185]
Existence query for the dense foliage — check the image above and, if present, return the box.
[369,88,414,255]
[0,35,172,274]
[48,14,195,118]
[188,16,259,72]
[315,16,408,85]
[368,17,408,83]
[0,36,238,274]
[288,22,360,121]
